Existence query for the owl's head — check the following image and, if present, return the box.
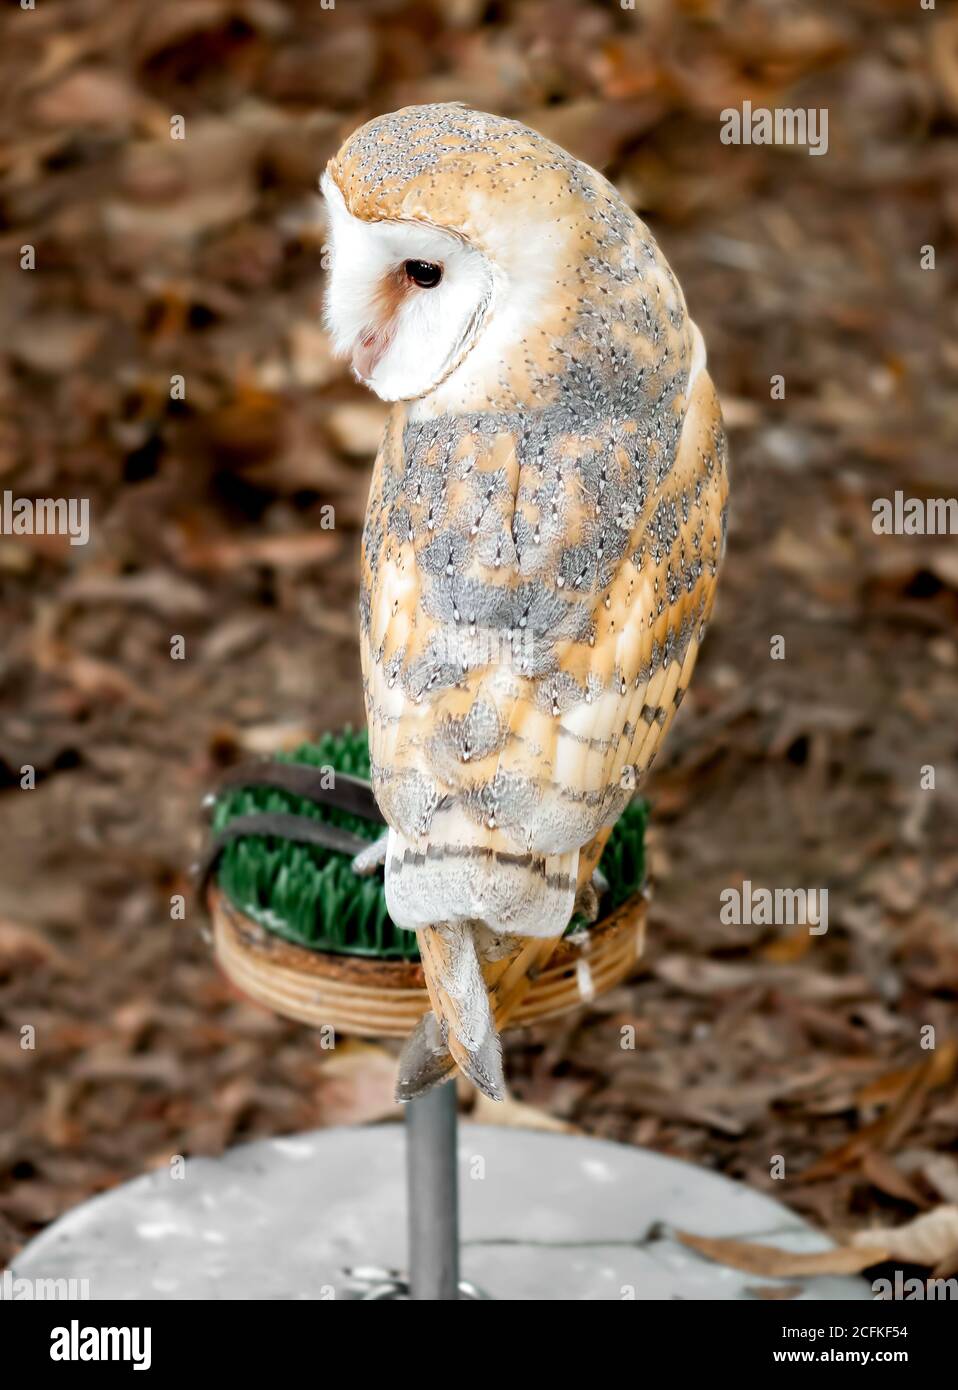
[319,104,607,407]
[321,170,497,402]
[321,104,691,411]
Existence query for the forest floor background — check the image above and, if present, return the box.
[1,0,957,1282]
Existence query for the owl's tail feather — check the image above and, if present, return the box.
[408,922,505,1102]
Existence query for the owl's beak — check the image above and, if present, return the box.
[351,271,407,383]
[352,328,389,383]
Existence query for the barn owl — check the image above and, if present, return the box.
[322,105,729,1101]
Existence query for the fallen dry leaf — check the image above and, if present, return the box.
[470,1090,575,1133]
[32,68,139,129]
[851,1206,958,1268]
[861,1151,928,1209]
[801,1043,958,1181]
[61,568,210,618]
[325,402,389,458]
[314,1041,399,1127]
[921,1154,958,1206]
[676,1229,887,1278]
[178,530,339,573]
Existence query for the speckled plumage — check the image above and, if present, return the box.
[324,105,729,1098]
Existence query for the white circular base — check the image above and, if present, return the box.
[10,1126,871,1301]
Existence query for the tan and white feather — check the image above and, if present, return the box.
[322,104,729,1099]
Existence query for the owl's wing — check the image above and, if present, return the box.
[387,359,727,1098]
[579,361,727,819]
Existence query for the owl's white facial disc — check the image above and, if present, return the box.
[321,174,495,402]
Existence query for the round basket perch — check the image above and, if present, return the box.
[210,885,648,1038]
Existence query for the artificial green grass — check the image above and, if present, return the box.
[213,727,647,961]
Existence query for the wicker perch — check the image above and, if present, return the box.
[210,885,648,1038]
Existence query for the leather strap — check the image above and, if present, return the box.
[197,758,385,895]
[211,760,384,823]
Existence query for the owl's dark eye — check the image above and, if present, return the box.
[404,259,443,289]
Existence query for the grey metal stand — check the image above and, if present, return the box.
[406,1084,459,1300]
[344,1082,487,1299]
[8,1124,874,1300]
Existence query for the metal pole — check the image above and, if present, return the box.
[406,1082,459,1300]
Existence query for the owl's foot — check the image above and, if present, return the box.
[572,867,610,924]
[350,832,389,876]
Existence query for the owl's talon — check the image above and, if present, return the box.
[351,833,389,877]
[572,868,609,924]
